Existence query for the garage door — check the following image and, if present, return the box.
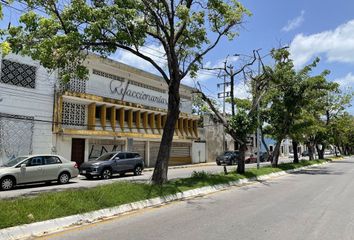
[132,141,146,164]
[149,142,160,167]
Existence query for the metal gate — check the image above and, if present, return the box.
[0,113,34,164]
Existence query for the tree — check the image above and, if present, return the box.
[195,50,266,174]
[331,113,354,155]
[2,0,250,184]
[263,48,335,166]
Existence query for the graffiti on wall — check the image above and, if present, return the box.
[88,143,124,160]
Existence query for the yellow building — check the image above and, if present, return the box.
[53,54,200,167]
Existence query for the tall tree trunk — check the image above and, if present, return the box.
[307,142,314,160]
[293,141,299,163]
[272,141,282,167]
[260,129,272,162]
[334,146,339,157]
[316,144,325,159]
[341,144,346,155]
[237,143,247,174]
[152,81,180,185]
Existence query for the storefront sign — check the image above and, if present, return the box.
[110,80,168,105]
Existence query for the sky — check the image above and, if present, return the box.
[112,0,354,114]
[1,0,354,113]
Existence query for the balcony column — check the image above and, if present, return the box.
[87,103,96,130]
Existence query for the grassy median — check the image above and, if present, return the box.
[0,159,328,229]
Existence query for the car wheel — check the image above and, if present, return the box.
[216,162,221,166]
[1,177,15,191]
[101,168,112,179]
[86,175,93,180]
[134,166,143,176]
[58,172,70,184]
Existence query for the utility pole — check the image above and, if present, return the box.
[217,76,230,152]
[256,55,261,169]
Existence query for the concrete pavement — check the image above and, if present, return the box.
[39,157,354,240]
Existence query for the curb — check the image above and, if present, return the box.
[144,162,215,172]
[0,162,329,240]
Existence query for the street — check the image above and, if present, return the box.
[0,158,293,199]
[38,157,354,240]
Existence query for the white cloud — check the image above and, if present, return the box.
[282,10,305,32]
[111,45,251,99]
[334,72,354,89]
[111,44,167,75]
[290,20,354,68]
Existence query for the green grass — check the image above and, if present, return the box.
[0,159,327,229]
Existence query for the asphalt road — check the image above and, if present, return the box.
[39,157,354,240]
[0,158,292,199]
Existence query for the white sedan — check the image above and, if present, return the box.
[0,154,79,190]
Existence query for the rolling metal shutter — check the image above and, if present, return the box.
[132,141,146,163]
[149,142,160,167]
[170,142,191,157]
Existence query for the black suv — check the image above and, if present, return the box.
[216,151,240,165]
[79,152,144,179]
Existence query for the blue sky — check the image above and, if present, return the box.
[113,0,354,114]
[1,0,354,113]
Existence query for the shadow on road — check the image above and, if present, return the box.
[290,168,344,176]
[331,160,354,164]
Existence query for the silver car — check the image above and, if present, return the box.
[0,154,79,190]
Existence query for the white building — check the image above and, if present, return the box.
[0,53,204,167]
[0,53,56,164]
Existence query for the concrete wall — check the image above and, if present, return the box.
[0,54,55,164]
[192,142,206,163]
[84,55,193,114]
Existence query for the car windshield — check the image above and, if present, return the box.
[2,156,27,167]
[95,153,115,161]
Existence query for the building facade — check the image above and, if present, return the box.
[0,53,56,164]
[53,54,201,167]
[0,53,203,167]
[203,114,256,162]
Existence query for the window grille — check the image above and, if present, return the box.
[62,102,86,128]
[0,59,36,88]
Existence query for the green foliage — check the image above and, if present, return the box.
[229,109,257,140]
[262,48,344,145]
[226,97,252,110]
[192,94,216,116]
[2,0,250,83]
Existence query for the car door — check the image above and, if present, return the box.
[18,157,45,183]
[125,153,137,171]
[43,156,62,180]
[114,152,128,172]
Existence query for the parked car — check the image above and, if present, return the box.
[79,152,145,179]
[324,150,332,155]
[0,154,79,191]
[245,152,269,164]
[301,150,309,157]
[216,151,240,165]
